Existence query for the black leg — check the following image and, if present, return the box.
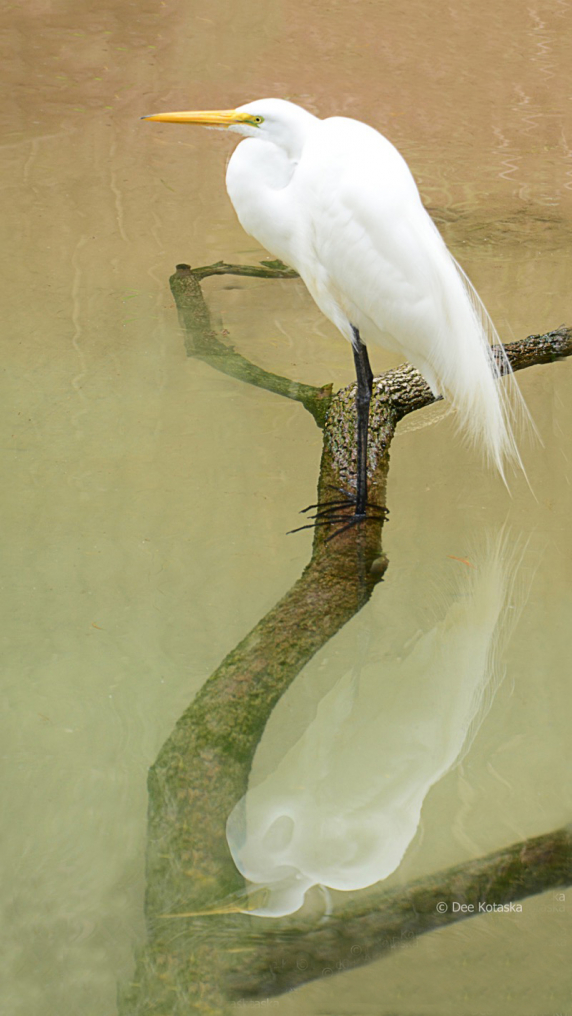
[351,327,373,517]
[288,327,385,538]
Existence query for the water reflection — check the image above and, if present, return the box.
[3,0,572,1011]
[227,531,523,917]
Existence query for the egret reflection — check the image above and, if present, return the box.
[226,533,523,917]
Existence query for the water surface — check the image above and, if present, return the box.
[1,1,571,1013]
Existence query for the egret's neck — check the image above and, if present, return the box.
[225,110,318,266]
[272,110,316,161]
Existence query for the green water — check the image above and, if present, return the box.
[1,1,570,1013]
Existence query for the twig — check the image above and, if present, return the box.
[190,258,299,280]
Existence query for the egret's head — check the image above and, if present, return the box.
[142,98,317,152]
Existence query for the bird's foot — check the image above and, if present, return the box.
[288,485,387,540]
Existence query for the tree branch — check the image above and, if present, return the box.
[189,257,299,281]
[228,825,572,1000]
[118,264,572,1016]
[170,263,331,427]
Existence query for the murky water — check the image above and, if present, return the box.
[1,1,571,1013]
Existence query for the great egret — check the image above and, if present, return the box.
[143,99,529,525]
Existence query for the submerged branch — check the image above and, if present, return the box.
[119,264,572,1014]
[170,263,331,427]
[120,403,389,1015]
[229,825,572,999]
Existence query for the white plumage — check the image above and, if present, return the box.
[145,98,531,485]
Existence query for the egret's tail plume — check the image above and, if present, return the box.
[439,255,535,486]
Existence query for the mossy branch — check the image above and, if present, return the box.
[228,825,572,1000]
[170,263,331,427]
[188,257,299,281]
[118,264,572,1015]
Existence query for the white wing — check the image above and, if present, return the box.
[290,117,529,475]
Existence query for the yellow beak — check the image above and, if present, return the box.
[141,108,249,126]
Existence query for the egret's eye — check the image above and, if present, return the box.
[252,116,263,124]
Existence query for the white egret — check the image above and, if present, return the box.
[143,99,529,526]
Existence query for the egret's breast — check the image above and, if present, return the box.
[226,139,302,266]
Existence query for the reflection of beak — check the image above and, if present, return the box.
[141,108,248,126]
[158,886,270,918]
